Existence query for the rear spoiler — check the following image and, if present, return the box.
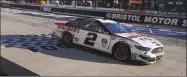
[54,20,69,25]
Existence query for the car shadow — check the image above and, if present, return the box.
[1,57,39,76]
[1,34,146,66]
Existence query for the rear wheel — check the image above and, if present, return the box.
[113,43,131,61]
[61,32,73,47]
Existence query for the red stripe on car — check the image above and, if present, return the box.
[54,20,69,25]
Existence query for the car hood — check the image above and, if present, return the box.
[114,33,163,48]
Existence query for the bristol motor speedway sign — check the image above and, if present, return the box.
[105,13,186,27]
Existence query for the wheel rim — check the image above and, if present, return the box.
[114,45,128,60]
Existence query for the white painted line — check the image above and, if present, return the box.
[168,33,178,35]
[159,29,170,31]
[43,14,55,16]
[31,12,41,15]
[135,28,147,30]
[169,31,186,34]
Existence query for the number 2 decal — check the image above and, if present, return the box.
[84,33,97,46]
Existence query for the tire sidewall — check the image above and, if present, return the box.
[113,42,131,61]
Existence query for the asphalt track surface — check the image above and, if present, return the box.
[0,71,8,76]
[1,8,186,76]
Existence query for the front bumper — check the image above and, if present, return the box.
[131,51,164,64]
[139,54,163,64]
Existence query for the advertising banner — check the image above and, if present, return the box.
[105,12,186,27]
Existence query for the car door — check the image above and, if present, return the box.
[73,20,111,53]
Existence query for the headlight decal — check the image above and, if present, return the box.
[134,45,151,51]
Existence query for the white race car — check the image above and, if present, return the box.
[52,17,164,64]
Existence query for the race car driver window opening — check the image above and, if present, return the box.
[65,18,84,28]
[82,20,109,34]
[104,23,130,33]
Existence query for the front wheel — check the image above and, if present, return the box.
[113,43,131,61]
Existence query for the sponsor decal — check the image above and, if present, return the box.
[101,43,107,48]
[57,25,80,33]
[74,37,79,42]
[101,38,108,44]
[100,38,108,48]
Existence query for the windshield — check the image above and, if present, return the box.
[104,23,130,33]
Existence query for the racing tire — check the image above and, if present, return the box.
[112,42,131,61]
[61,32,73,47]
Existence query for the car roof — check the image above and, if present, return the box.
[71,17,118,24]
[95,19,118,23]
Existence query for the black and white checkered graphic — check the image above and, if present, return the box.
[1,35,67,52]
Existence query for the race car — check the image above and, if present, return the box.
[51,17,164,64]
